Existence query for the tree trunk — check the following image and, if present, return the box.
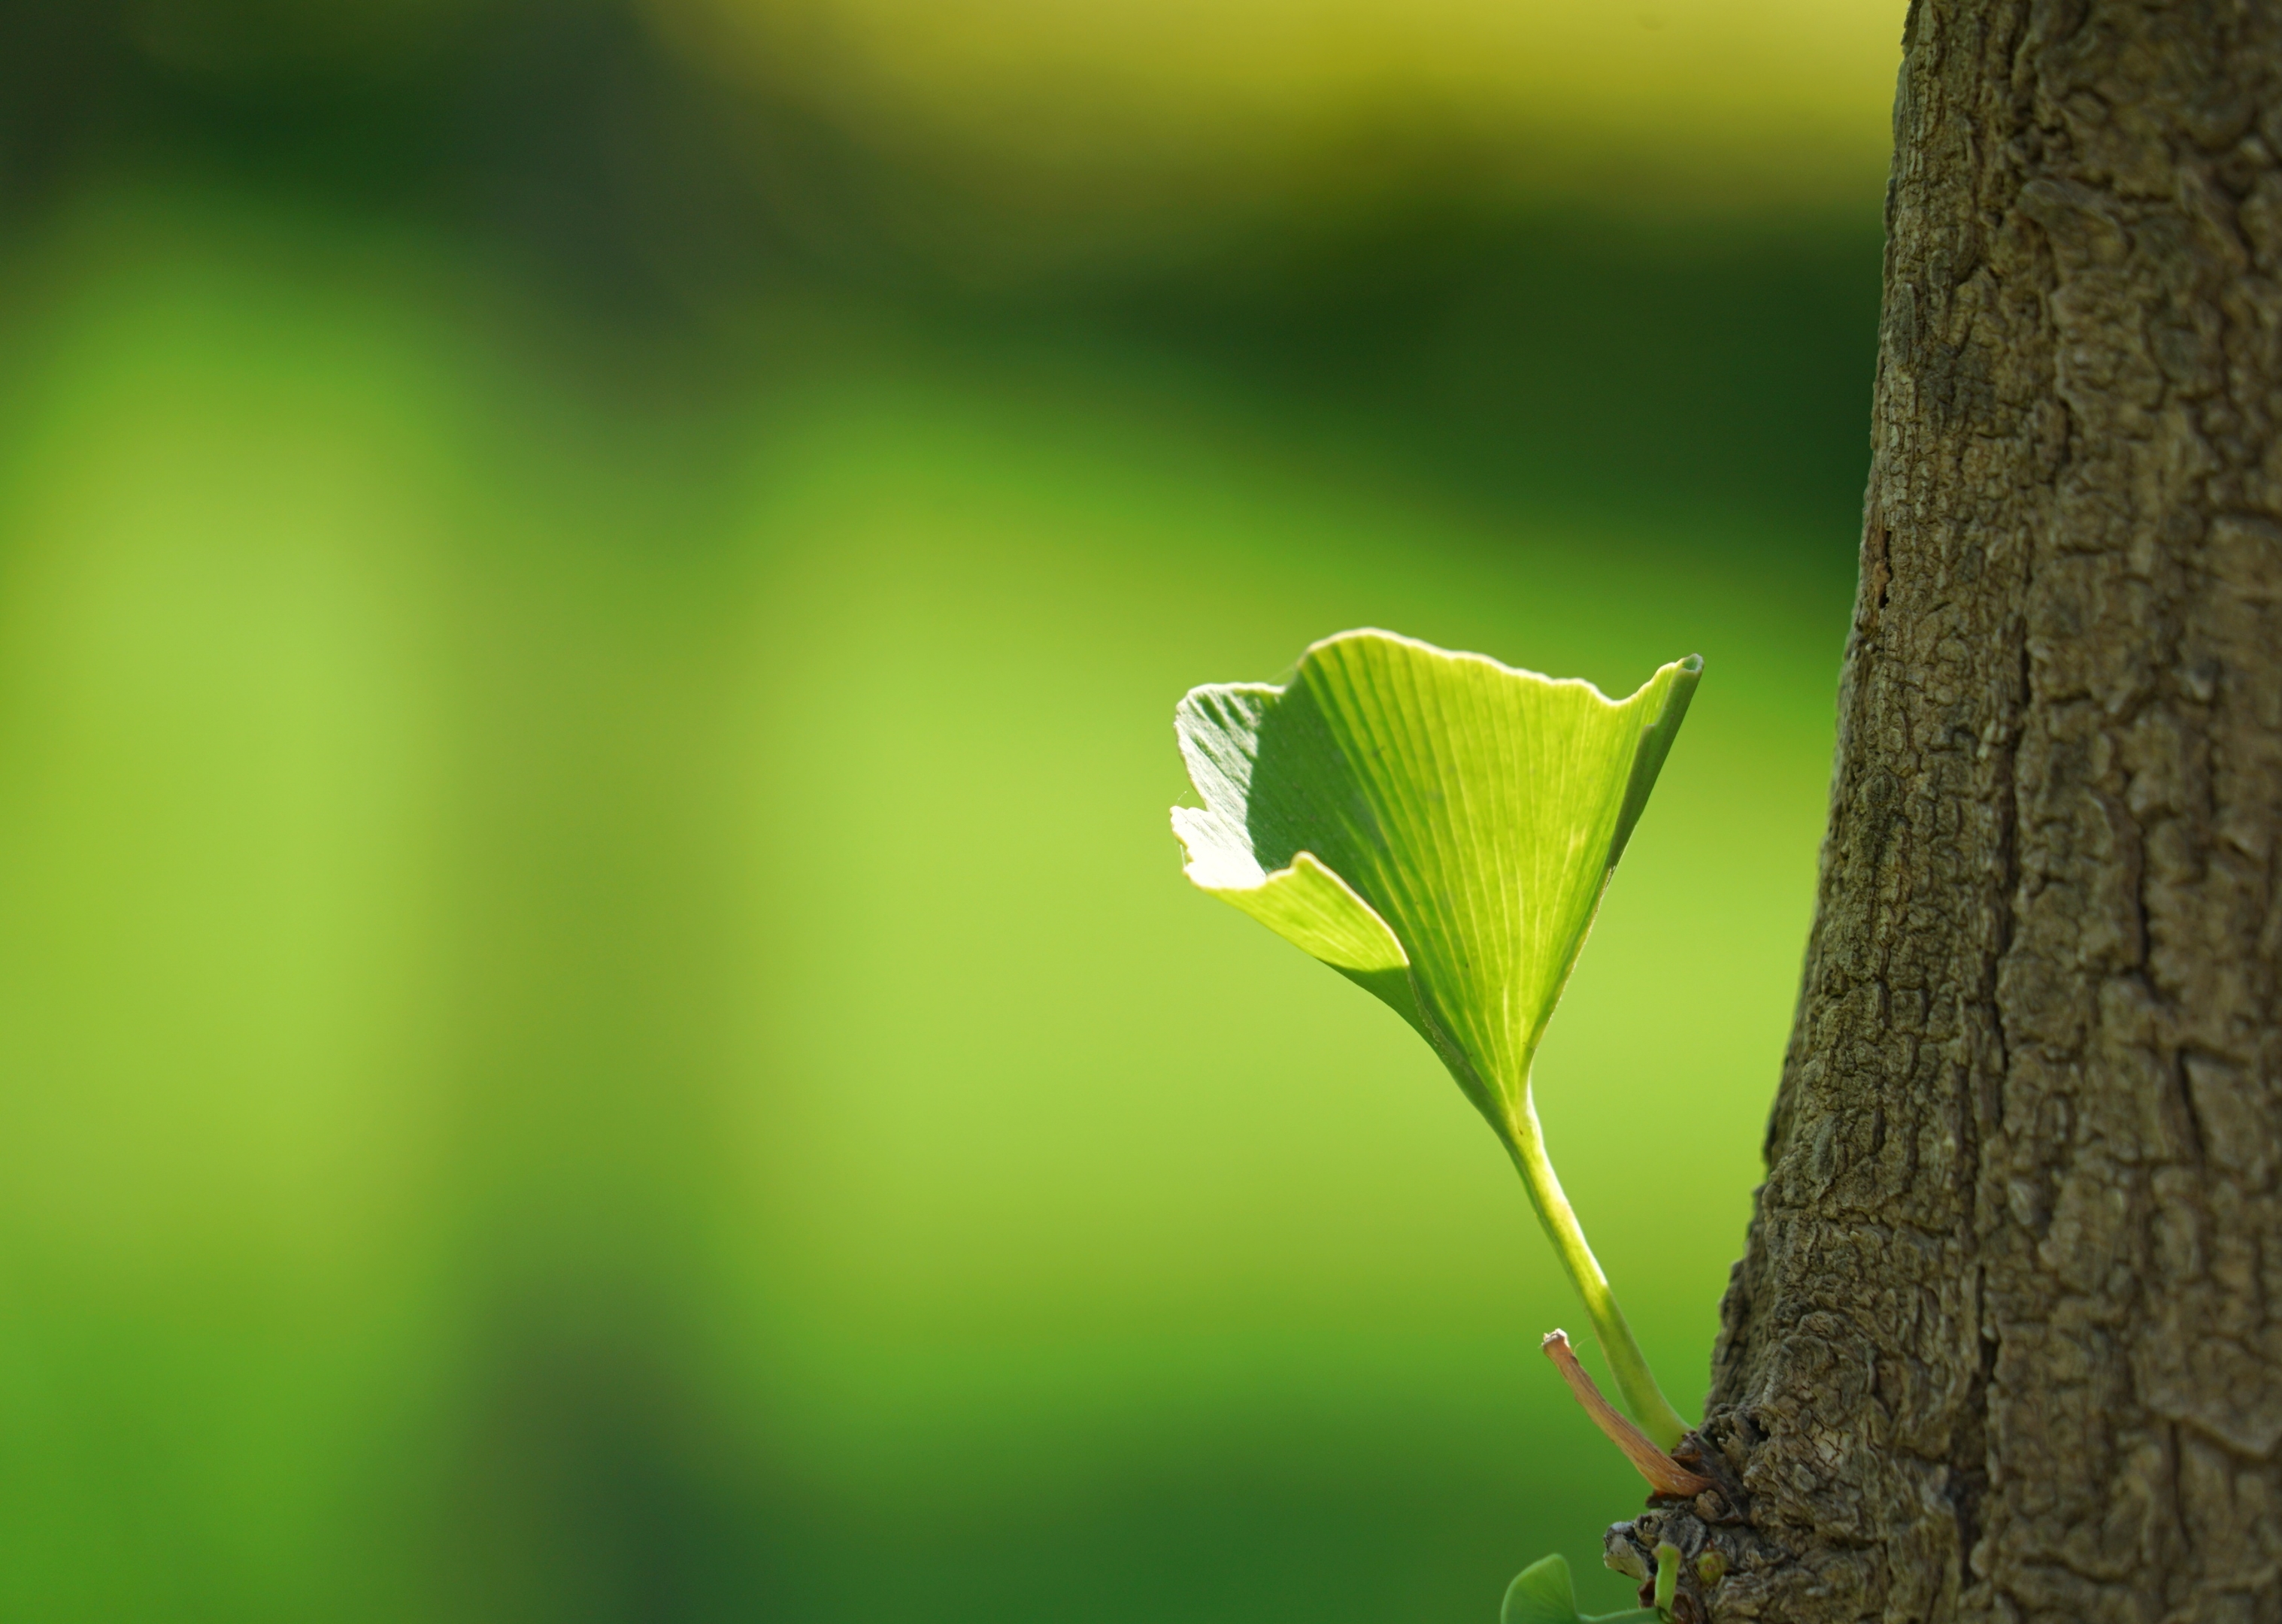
[1611,3,2282,1619]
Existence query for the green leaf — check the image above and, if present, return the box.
[1172,629,1697,1131]
[1171,629,1702,1445]
[1502,1554,1585,1624]
[1499,1554,1662,1624]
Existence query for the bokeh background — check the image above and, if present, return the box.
[0,2,1901,1619]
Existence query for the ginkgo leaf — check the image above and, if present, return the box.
[1500,1555,1662,1624]
[1174,629,1696,1125]
[1503,1556,1586,1624]
[1171,629,1701,1447]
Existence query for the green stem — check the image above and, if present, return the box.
[1503,1087,1690,1452]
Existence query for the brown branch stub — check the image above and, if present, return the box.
[1541,1329,1714,1499]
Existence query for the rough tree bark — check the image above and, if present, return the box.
[1608,3,2282,1620]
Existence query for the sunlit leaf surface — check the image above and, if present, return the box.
[1174,629,1699,1135]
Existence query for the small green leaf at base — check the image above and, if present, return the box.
[1500,1554,1664,1624]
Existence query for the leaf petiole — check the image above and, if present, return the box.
[1505,1092,1690,1450]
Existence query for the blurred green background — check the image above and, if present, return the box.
[0,2,1896,1619]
